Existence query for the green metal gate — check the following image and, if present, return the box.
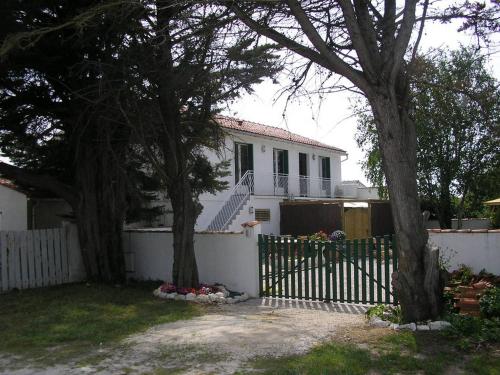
[258,234,398,305]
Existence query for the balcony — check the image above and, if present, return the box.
[251,173,334,198]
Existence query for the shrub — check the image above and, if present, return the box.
[309,230,328,241]
[480,287,500,318]
[329,230,346,241]
[365,304,402,324]
[443,314,500,349]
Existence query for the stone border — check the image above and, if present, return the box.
[153,285,249,304]
[369,317,451,331]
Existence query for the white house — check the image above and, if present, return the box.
[152,115,377,234]
[0,178,28,230]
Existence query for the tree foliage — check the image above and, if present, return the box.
[355,47,500,228]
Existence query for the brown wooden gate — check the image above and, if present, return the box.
[343,207,370,240]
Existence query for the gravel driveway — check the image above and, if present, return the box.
[1,298,368,375]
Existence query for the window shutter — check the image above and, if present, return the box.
[248,144,254,171]
[234,142,239,183]
[283,150,289,174]
[325,157,331,178]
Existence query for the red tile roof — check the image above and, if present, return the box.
[0,178,24,194]
[216,115,346,154]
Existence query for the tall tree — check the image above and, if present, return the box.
[0,0,158,282]
[226,0,498,321]
[356,47,500,228]
[121,2,279,287]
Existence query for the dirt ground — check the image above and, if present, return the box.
[0,298,368,375]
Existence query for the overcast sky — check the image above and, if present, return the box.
[223,21,500,186]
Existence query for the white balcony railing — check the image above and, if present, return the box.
[254,173,333,198]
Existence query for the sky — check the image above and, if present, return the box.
[222,21,500,186]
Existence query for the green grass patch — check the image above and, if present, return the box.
[0,282,203,364]
[248,331,496,375]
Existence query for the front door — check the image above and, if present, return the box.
[234,143,253,184]
[299,153,308,196]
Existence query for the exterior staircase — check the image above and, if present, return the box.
[207,171,254,231]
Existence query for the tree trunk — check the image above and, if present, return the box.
[74,143,127,283]
[170,177,200,288]
[438,179,453,229]
[369,91,444,322]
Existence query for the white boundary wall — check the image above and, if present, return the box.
[123,225,261,296]
[429,231,500,274]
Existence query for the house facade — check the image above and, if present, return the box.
[192,116,351,234]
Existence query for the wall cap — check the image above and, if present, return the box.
[427,229,499,234]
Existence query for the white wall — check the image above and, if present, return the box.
[228,196,283,235]
[123,225,261,296]
[0,185,28,231]
[426,218,491,230]
[429,231,500,274]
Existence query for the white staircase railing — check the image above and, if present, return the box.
[207,170,254,231]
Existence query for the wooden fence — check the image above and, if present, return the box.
[0,228,72,292]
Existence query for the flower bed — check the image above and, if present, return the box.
[153,282,249,304]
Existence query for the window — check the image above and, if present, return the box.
[273,148,289,175]
[255,209,271,222]
[319,156,331,179]
[299,153,308,176]
[234,142,253,183]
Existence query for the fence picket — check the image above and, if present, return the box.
[297,239,303,299]
[264,235,270,297]
[318,242,323,301]
[33,230,43,287]
[8,232,18,289]
[27,231,35,288]
[20,232,29,289]
[53,229,62,284]
[40,230,49,286]
[258,235,264,297]
[383,235,391,304]
[270,236,276,297]
[369,239,375,304]
[48,229,56,285]
[325,241,331,302]
[346,240,352,303]
[361,239,367,304]
[376,237,382,303]
[277,237,283,298]
[1,232,8,292]
[332,240,338,301]
[284,237,289,299]
[60,227,69,282]
[353,239,359,304]
[338,240,344,302]
[290,239,296,298]
[311,241,316,300]
[304,240,310,300]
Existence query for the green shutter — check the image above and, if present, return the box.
[234,142,239,183]
[326,157,331,178]
[248,144,254,171]
[284,150,289,174]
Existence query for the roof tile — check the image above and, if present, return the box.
[216,115,346,154]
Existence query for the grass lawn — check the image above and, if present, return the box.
[0,282,203,364]
[248,328,500,375]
